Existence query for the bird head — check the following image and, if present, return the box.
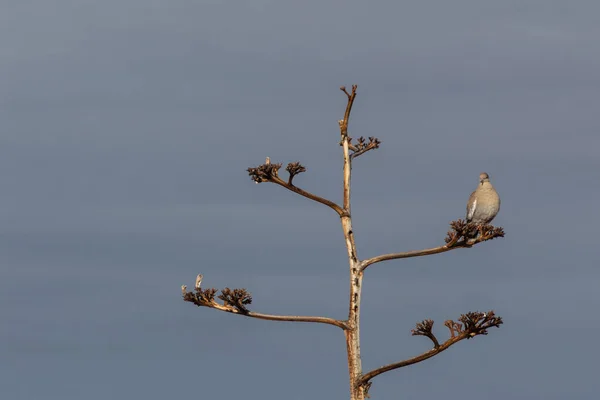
[479,172,490,184]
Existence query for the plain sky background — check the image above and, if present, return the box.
[1,1,599,399]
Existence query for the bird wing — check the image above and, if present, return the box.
[466,194,477,222]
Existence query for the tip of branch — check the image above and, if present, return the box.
[340,84,358,99]
[340,86,350,98]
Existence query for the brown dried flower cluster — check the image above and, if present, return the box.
[454,311,503,337]
[182,286,252,314]
[445,219,505,246]
[285,162,307,184]
[247,162,283,183]
[444,311,503,338]
[348,136,381,159]
[247,161,308,185]
[197,287,218,303]
[411,319,440,348]
[218,288,253,313]
[412,311,502,346]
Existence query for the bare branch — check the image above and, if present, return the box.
[360,243,462,272]
[270,174,344,215]
[359,335,462,387]
[360,220,505,272]
[182,285,348,330]
[358,311,503,390]
[247,161,344,216]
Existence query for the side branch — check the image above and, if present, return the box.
[247,160,344,216]
[358,311,502,390]
[349,136,381,159]
[360,220,505,272]
[181,284,348,330]
[271,175,344,216]
[361,335,463,385]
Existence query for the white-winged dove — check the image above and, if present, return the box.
[466,172,501,229]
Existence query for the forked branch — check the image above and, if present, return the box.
[339,86,380,161]
[360,219,505,272]
[358,311,503,392]
[181,283,348,330]
[247,160,344,216]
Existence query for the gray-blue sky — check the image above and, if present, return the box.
[1,1,599,399]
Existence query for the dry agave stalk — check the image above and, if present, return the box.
[182,85,505,400]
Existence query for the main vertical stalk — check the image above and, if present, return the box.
[343,226,364,400]
[340,95,365,399]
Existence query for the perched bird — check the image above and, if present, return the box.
[195,274,203,290]
[466,172,501,236]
